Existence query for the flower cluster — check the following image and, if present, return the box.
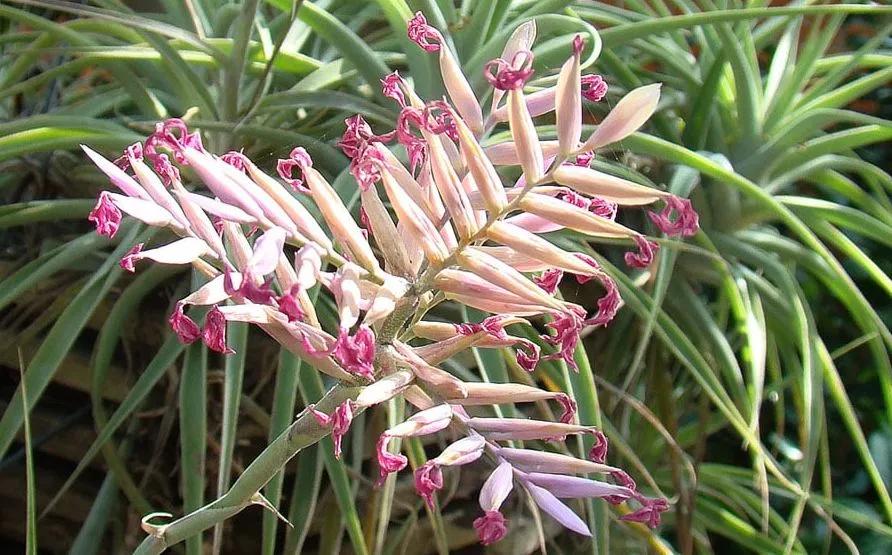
[85,12,696,546]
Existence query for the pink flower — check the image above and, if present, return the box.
[276,288,304,322]
[534,268,564,294]
[573,35,585,55]
[276,147,313,193]
[202,306,234,354]
[542,308,585,371]
[407,12,442,52]
[338,115,395,160]
[396,107,429,173]
[414,460,444,506]
[648,196,699,237]
[573,151,595,167]
[332,326,376,380]
[589,196,618,220]
[624,235,659,268]
[589,430,609,464]
[88,191,122,237]
[515,339,540,372]
[375,434,408,485]
[308,401,355,459]
[423,100,458,142]
[581,74,608,102]
[349,144,384,191]
[473,511,508,545]
[220,150,248,172]
[557,394,577,424]
[484,50,535,90]
[621,496,670,528]
[381,71,407,107]
[119,243,144,273]
[168,302,200,344]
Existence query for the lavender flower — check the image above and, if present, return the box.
[83,12,691,546]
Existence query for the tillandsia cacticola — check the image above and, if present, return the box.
[86,12,698,551]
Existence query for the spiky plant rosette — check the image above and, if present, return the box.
[84,13,698,550]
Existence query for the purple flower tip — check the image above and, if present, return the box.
[484,50,535,91]
[557,394,577,424]
[202,306,234,354]
[276,288,304,323]
[88,191,122,238]
[515,339,541,372]
[542,308,585,371]
[169,302,200,344]
[414,460,444,506]
[333,326,376,380]
[648,195,699,237]
[573,151,595,168]
[120,243,144,273]
[276,147,313,193]
[308,401,355,459]
[589,430,609,464]
[407,12,442,52]
[621,496,670,528]
[350,144,385,191]
[375,434,408,486]
[624,235,659,268]
[572,35,585,56]
[221,150,248,172]
[474,510,508,545]
[534,268,563,295]
[581,74,608,102]
[381,71,407,107]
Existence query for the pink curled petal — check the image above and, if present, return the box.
[330,401,355,459]
[624,235,660,268]
[276,288,304,323]
[574,151,595,167]
[534,268,563,294]
[525,482,591,536]
[648,195,700,237]
[573,35,585,55]
[407,11,442,52]
[484,50,535,91]
[88,191,122,238]
[332,326,376,380]
[557,394,577,424]
[169,302,200,344]
[119,243,144,273]
[581,74,608,102]
[620,496,670,528]
[381,71,407,107]
[306,404,332,426]
[589,430,609,464]
[515,340,540,372]
[414,461,444,506]
[375,434,408,486]
[474,510,508,545]
[480,461,514,512]
[542,308,585,371]
[220,150,248,172]
[202,306,235,354]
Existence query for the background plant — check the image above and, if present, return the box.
[0,1,890,554]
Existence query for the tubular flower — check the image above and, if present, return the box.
[82,16,683,544]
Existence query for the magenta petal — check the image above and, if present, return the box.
[407,11,442,52]
[119,243,144,273]
[202,306,234,354]
[375,434,408,486]
[169,302,200,344]
[473,510,508,545]
[414,461,443,506]
[88,191,122,238]
[589,430,609,463]
[624,235,659,268]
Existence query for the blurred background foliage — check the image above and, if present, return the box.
[0,0,890,553]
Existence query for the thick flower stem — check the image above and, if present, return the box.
[132,384,362,555]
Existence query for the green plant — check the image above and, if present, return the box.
[1,1,890,554]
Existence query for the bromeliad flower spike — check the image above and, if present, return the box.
[86,13,695,548]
